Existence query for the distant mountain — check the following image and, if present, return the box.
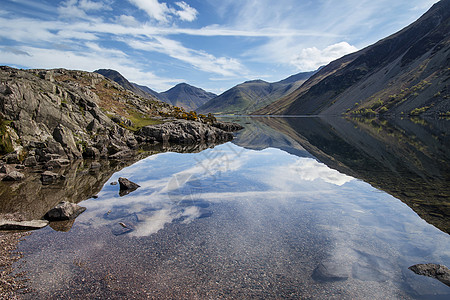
[257,0,450,116]
[198,71,316,115]
[94,69,158,101]
[94,69,215,111]
[160,83,216,111]
[132,82,166,101]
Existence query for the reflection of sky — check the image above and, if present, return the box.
[78,142,450,285]
[79,143,357,236]
[20,141,450,297]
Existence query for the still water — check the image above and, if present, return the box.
[7,117,450,299]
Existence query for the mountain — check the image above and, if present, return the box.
[94,69,159,101]
[95,69,215,111]
[257,0,450,116]
[132,82,165,101]
[198,71,316,115]
[160,83,217,111]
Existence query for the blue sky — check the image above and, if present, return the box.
[0,0,439,94]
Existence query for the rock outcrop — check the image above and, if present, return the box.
[0,219,49,231]
[0,67,242,165]
[138,119,234,144]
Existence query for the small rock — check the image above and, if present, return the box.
[83,146,100,159]
[0,219,49,231]
[41,171,59,185]
[90,162,101,169]
[118,177,140,196]
[44,201,86,221]
[110,181,118,185]
[5,153,20,164]
[0,164,13,174]
[2,171,25,181]
[15,164,25,170]
[45,158,70,169]
[92,195,98,199]
[409,263,450,287]
[119,222,127,228]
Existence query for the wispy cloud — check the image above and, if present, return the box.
[128,37,246,77]
[0,0,439,91]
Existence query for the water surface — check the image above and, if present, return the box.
[5,117,450,299]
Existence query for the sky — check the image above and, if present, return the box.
[0,0,439,94]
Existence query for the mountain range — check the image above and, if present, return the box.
[96,0,449,117]
[256,0,450,116]
[95,69,216,111]
[197,71,316,115]
[96,68,316,115]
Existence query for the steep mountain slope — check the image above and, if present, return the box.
[198,71,315,115]
[94,69,159,102]
[132,82,166,102]
[160,83,216,111]
[257,0,450,116]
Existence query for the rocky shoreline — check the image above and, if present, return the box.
[0,66,242,169]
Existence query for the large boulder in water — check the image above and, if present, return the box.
[409,263,450,287]
[44,201,86,221]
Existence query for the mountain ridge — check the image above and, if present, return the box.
[95,69,216,111]
[198,70,316,115]
[256,0,450,116]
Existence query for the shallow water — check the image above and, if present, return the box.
[6,117,450,299]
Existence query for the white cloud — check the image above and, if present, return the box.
[173,1,198,22]
[115,15,140,27]
[128,0,198,23]
[291,42,358,71]
[78,0,110,11]
[128,0,171,22]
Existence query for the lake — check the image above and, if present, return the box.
[1,116,449,299]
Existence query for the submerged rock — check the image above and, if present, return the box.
[0,219,49,231]
[44,201,86,221]
[312,261,349,282]
[49,219,76,232]
[409,263,450,287]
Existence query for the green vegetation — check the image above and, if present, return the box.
[161,106,217,124]
[409,106,431,116]
[125,113,163,132]
[347,78,436,116]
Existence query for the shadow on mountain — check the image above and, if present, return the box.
[238,116,450,234]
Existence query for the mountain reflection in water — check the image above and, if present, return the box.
[236,116,449,234]
[3,117,450,299]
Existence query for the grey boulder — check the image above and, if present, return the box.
[44,201,86,221]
